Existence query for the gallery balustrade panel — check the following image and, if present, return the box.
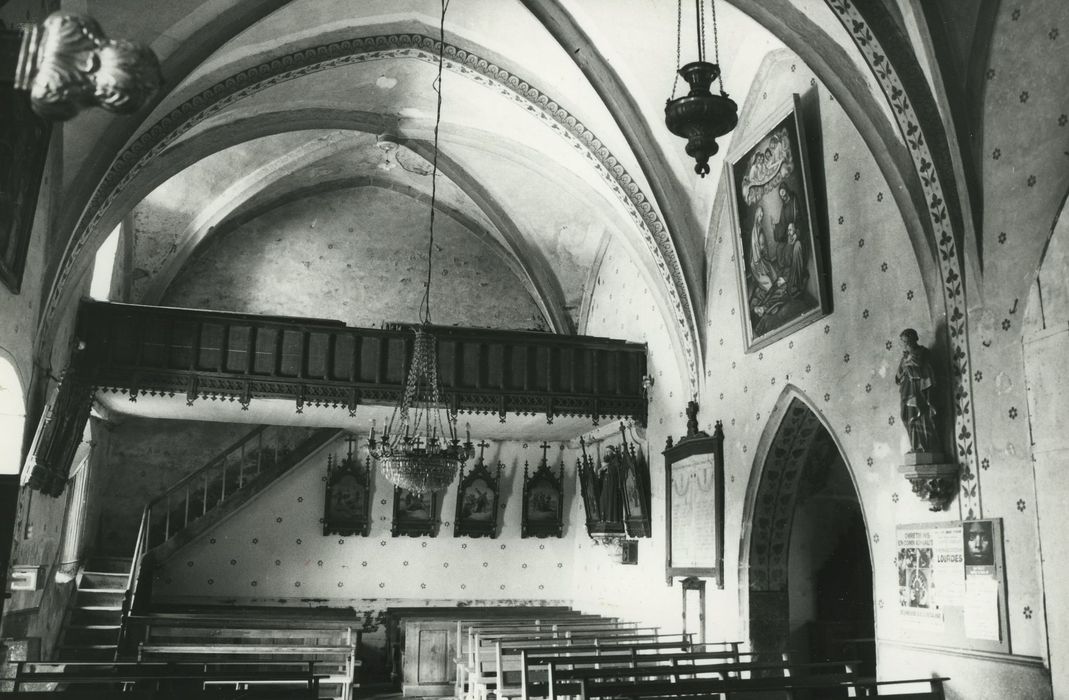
[75,301,647,423]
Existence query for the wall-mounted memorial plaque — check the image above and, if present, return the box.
[664,402,725,587]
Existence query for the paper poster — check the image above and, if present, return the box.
[894,519,1005,650]
[931,525,965,606]
[896,527,942,628]
[964,578,1000,640]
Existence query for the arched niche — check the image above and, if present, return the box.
[738,386,874,669]
[0,351,27,475]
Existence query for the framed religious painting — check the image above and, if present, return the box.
[323,438,372,537]
[727,93,829,352]
[618,435,652,539]
[664,402,725,587]
[521,448,564,539]
[454,444,503,539]
[391,486,440,537]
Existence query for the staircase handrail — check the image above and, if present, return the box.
[143,425,270,513]
[117,507,151,658]
[127,507,150,611]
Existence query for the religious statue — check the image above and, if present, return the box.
[14,12,163,120]
[894,328,938,453]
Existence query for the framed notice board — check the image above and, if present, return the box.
[894,518,1009,653]
[664,406,725,587]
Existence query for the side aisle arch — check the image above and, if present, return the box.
[738,385,871,654]
[0,350,26,475]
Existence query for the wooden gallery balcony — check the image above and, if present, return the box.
[75,300,648,426]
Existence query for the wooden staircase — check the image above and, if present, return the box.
[53,426,341,669]
[57,558,130,661]
[144,426,339,561]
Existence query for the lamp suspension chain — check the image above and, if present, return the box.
[671,0,683,100]
[695,0,705,63]
[422,0,450,326]
[708,0,723,93]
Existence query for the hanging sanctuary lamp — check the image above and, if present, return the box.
[664,0,739,177]
[367,0,474,494]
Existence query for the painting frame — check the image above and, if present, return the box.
[664,407,725,588]
[727,93,829,353]
[618,439,652,539]
[0,89,51,294]
[322,443,372,537]
[521,458,564,539]
[391,486,441,538]
[453,453,503,539]
[577,441,625,539]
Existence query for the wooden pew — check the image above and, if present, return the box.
[127,609,361,700]
[846,677,950,698]
[520,646,752,700]
[136,626,357,700]
[466,634,694,700]
[389,605,579,693]
[455,616,628,698]
[570,668,948,700]
[571,661,859,699]
[11,660,321,698]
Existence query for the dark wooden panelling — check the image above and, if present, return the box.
[77,300,647,424]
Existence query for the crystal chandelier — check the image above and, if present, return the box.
[664,0,739,177]
[366,0,474,494]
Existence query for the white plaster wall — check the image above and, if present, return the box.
[571,239,691,633]
[153,435,578,603]
[161,187,545,331]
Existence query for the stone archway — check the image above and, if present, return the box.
[0,352,26,476]
[741,390,874,668]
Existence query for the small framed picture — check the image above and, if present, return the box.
[323,442,372,537]
[392,486,440,538]
[521,457,564,539]
[727,93,829,352]
[454,449,503,539]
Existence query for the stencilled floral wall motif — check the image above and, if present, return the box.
[152,437,577,602]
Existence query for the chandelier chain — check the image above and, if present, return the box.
[370,0,471,495]
[671,0,682,100]
[697,0,705,63]
[709,0,724,93]
[421,0,450,326]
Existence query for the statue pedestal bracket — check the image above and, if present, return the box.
[898,453,958,511]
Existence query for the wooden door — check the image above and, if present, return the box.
[402,619,458,696]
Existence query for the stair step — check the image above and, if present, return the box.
[70,609,123,626]
[84,557,132,574]
[75,593,126,607]
[80,571,128,589]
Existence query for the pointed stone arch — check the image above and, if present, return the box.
[0,348,27,475]
[738,384,871,654]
